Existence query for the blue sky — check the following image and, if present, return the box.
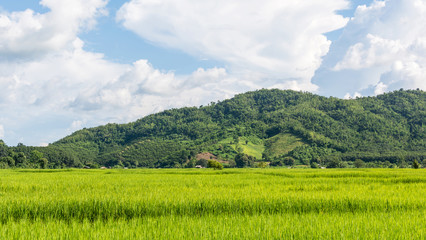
[0,0,425,146]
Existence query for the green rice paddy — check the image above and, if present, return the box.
[0,168,425,239]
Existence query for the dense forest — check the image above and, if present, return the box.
[1,89,425,169]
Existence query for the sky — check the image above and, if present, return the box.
[0,0,425,146]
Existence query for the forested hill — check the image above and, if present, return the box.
[1,89,425,169]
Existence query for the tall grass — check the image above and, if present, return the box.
[0,168,424,239]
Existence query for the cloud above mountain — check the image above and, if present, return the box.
[117,0,349,91]
[313,0,426,97]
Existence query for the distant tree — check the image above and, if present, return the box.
[14,152,27,168]
[235,153,251,168]
[0,156,14,167]
[84,162,99,169]
[185,159,196,168]
[0,140,8,157]
[310,162,319,168]
[196,159,208,168]
[0,161,8,169]
[283,157,295,166]
[412,159,420,169]
[397,159,408,168]
[354,159,365,168]
[383,161,391,168]
[262,153,271,162]
[270,160,284,167]
[256,162,268,168]
[227,159,236,168]
[30,150,44,165]
[340,161,349,168]
[130,160,139,168]
[39,158,48,169]
[207,160,223,170]
[326,156,342,168]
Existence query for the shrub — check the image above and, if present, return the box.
[207,160,223,170]
[310,162,319,168]
[283,157,295,166]
[196,159,208,168]
[354,159,365,168]
[256,162,268,168]
[326,156,341,168]
[412,159,420,169]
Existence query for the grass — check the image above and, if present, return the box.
[219,136,265,159]
[0,168,425,239]
[264,133,305,157]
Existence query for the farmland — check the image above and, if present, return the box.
[0,168,425,239]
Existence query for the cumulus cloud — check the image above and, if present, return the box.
[117,0,349,90]
[343,92,362,100]
[0,0,107,59]
[374,81,388,95]
[313,0,426,97]
[0,24,238,145]
[0,38,126,108]
[70,59,241,122]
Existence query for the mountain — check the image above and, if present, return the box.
[1,89,425,168]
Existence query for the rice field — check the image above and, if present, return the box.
[0,168,425,239]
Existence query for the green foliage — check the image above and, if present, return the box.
[1,89,425,169]
[310,161,319,168]
[283,156,295,166]
[256,162,268,168]
[196,159,208,168]
[412,159,420,169]
[234,153,254,168]
[264,133,305,158]
[39,158,48,169]
[354,159,365,168]
[326,156,343,168]
[0,156,14,168]
[207,160,223,170]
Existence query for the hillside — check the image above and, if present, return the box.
[1,89,425,168]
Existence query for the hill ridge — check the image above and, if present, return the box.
[1,89,425,168]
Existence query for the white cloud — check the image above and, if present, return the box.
[117,0,349,90]
[70,59,240,122]
[0,33,239,145]
[313,0,426,97]
[70,120,84,131]
[334,34,405,71]
[0,124,4,138]
[0,0,107,59]
[343,92,362,99]
[0,38,126,109]
[374,82,388,95]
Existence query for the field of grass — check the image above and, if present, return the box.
[264,133,305,157]
[220,136,265,159]
[0,168,425,239]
